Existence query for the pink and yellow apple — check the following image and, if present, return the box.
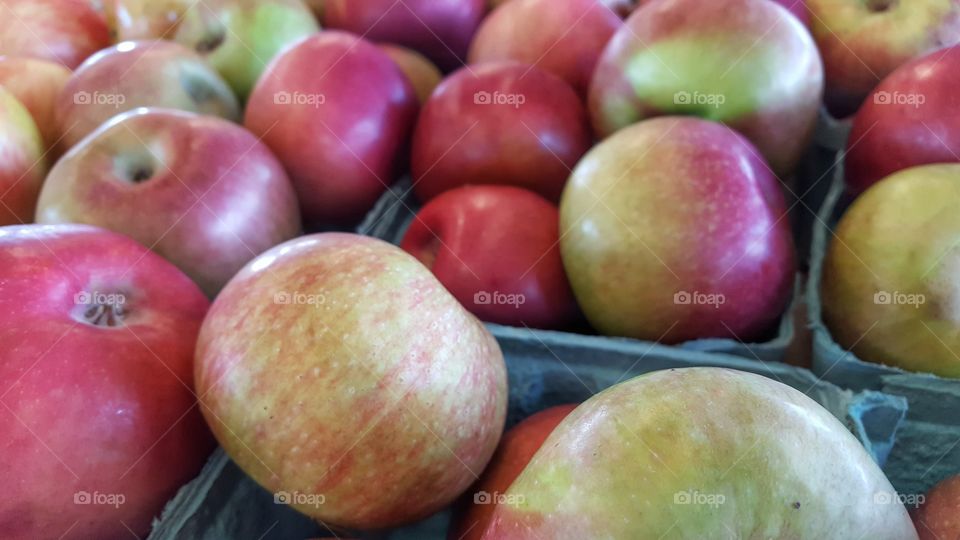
[560,117,796,344]
[0,87,47,225]
[821,164,960,378]
[245,31,418,226]
[36,108,301,297]
[381,44,443,104]
[195,233,508,529]
[412,62,592,203]
[807,0,960,117]
[0,224,213,540]
[56,40,240,149]
[0,56,72,154]
[482,368,917,539]
[589,0,823,176]
[914,475,960,540]
[323,0,486,71]
[0,0,111,69]
[845,45,960,195]
[401,185,580,330]
[469,0,622,97]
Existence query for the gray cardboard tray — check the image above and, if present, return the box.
[358,178,798,364]
[807,162,960,496]
[147,331,908,540]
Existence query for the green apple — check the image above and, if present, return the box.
[821,164,960,378]
[483,367,917,539]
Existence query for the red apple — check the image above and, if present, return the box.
[381,44,443,104]
[0,224,213,540]
[560,117,796,343]
[845,45,960,196]
[807,0,960,117]
[412,62,592,203]
[0,56,72,154]
[36,108,301,296]
[589,0,823,177]
[195,233,508,530]
[0,0,111,69]
[401,185,580,329]
[489,0,638,17]
[245,31,418,226]
[449,404,577,540]
[469,0,621,97]
[56,40,241,149]
[914,475,960,540]
[772,0,809,25]
[0,87,47,226]
[323,0,486,71]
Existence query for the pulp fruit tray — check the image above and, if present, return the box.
[808,164,960,496]
[148,331,907,539]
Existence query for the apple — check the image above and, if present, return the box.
[914,475,960,540]
[489,0,638,17]
[381,44,443,104]
[0,0,111,69]
[56,40,241,149]
[0,56,72,154]
[401,186,580,330]
[589,0,823,176]
[412,62,592,203]
[560,117,796,344]
[845,45,960,196]
[807,0,960,118]
[0,87,47,226]
[245,31,418,226]
[821,164,960,378]
[482,368,918,539]
[102,0,187,41]
[36,108,301,297]
[773,0,809,25]
[0,224,213,540]
[469,0,622,97]
[195,233,508,529]
[170,0,320,100]
[449,404,577,540]
[322,0,486,71]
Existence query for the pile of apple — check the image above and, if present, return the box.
[0,0,956,538]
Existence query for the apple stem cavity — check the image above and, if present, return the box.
[865,0,896,13]
[78,300,127,328]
